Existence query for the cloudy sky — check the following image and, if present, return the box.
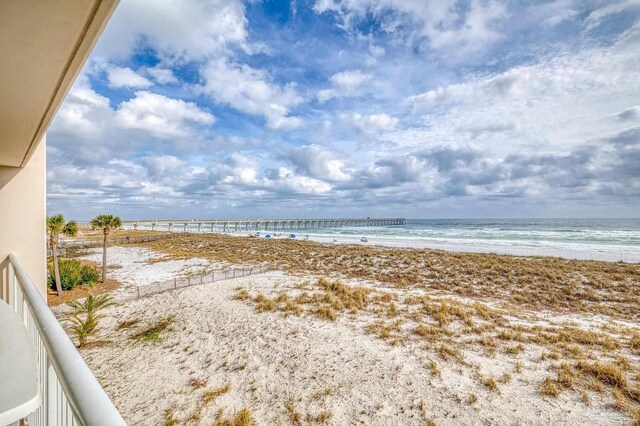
[47,0,640,220]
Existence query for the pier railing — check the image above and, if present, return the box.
[122,217,406,233]
[5,254,125,425]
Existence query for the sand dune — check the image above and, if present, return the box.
[68,244,638,425]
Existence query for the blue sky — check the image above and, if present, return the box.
[47,0,640,220]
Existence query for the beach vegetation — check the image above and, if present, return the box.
[212,407,256,426]
[233,288,250,301]
[47,258,98,291]
[540,377,561,397]
[428,361,441,377]
[202,383,231,404]
[316,305,337,321]
[188,377,207,389]
[131,316,174,343]
[47,214,78,295]
[630,334,640,355]
[285,401,303,426]
[498,373,512,384]
[116,318,140,330]
[163,407,178,426]
[63,293,114,347]
[90,214,122,283]
[132,234,640,423]
[484,377,498,392]
[139,234,640,322]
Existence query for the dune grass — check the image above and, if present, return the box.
[136,234,640,422]
[138,234,640,321]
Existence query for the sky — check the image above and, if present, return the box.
[47,0,640,220]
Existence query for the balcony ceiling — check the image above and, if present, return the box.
[0,0,118,167]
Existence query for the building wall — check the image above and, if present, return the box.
[0,137,46,300]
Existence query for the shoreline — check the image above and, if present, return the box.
[225,231,639,263]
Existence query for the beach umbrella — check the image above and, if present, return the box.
[290,234,296,238]
[265,234,271,238]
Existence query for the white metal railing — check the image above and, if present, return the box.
[6,253,126,426]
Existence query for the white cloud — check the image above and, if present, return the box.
[402,24,640,155]
[314,0,508,57]
[47,0,640,217]
[117,91,215,138]
[341,112,399,133]
[143,66,178,84]
[265,168,333,194]
[284,145,352,182]
[199,59,302,130]
[331,69,371,88]
[106,66,153,88]
[144,155,187,177]
[617,105,640,121]
[535,0,579,27]
[586,0,640,29]
[319,69,371,102]
[93,0,248,62]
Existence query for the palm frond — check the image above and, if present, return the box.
[63,220,78,237]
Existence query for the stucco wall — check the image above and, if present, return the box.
[0,137,46,300]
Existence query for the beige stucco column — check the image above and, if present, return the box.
[0,136,47,299]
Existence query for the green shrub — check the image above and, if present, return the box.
[48,259,99,290]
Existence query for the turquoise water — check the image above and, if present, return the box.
[307,218,640,248]
[296,218,640,262]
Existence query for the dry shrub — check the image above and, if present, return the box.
[213,407,256,426]
[140,234,640,321]
[484,377,498,392]
[317,278,370,310]
[504,343,525,355]
[540,377,562,397]
[556,363,574,389]
[316,305,337,321]
[130,316,174,343]
[438,343,463,363]
[254,294,277,312]
[630,334,640,355]
[234,289,250,301]
[202,383,231,404]
[575,361,627,389]
[414,324,444,341]
[188,377,207,389]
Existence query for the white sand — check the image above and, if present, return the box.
[231,232,639,263]
[72,247,629,425]
[78,246,217,287]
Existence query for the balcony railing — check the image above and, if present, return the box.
[5,253,126,426]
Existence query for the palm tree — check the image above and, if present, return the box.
[90,214,122,283]
[64,293,115,347]
[47,214,78,295]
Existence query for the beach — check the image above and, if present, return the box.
[122,218,640,263]
[59,233,640,425]
[248,233,640,263]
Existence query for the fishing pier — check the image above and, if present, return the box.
[122,218,406,233]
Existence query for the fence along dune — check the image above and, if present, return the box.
[135,265,270,298]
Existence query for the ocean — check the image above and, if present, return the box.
[296,218,640,263]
